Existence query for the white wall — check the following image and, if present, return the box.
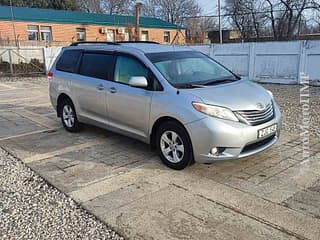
[0,47,44,64]
[191,40,320,84]
[3,40,319,84]
[43,47,62,71]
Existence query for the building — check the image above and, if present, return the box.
[0,6,185,46]
[208,30,241,43]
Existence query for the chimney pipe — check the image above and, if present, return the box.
[135,2,143,41]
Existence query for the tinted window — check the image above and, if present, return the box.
[79,53,114,80]
[114,56,148,85]
[56,50,81,73]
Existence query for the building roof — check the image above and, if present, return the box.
[0,6,181,30]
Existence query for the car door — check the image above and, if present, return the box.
[72,51,114,123]
[106,54,153,140]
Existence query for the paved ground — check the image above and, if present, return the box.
[1,77,320,240]
[263,83,320,137]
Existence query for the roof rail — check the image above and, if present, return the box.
[70,41,119,46]
[116,41,160,44]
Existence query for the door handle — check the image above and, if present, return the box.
[109,87,117,94]
[96,84,105,91]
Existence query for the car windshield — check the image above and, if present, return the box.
[146,51,238,88]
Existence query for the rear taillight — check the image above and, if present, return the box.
[47,71,53,79]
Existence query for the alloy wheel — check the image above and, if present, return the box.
[62,105,75,128]
[160,130,185,163]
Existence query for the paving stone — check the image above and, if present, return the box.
[247,160,297,185]
[1,78,320,240]
[283,188,320,219]
[84,180,169,217]
[25,105,55,115]
[0,127,109,159]
[101,185,299,240]
[0,111,45,138]
[69,160,166,202]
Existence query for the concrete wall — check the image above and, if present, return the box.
[0,47,45,75]
[0,47,44,64]
[43,47,62,71]
[191,40,320,84]
[2,40,319,83]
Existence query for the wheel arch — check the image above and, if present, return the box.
[56,93,73,117]
[150,116,191,149]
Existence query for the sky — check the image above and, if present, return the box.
[197,0,219,15]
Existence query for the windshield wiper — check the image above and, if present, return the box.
[174,83,206,89]
[203,79,237,86]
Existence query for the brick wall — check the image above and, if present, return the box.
[0,20,185,45]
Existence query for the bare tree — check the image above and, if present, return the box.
[143,0,201,26]
[186,16,216,43]
[225,0,320,41]
[225,0,258,41]
[101,0,134,15]
[264,0,320,40]
[77,0,135,15]
[77,0,102,13]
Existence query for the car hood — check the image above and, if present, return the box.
[184,80,272,111]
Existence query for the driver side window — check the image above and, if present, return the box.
[114,55,149,85]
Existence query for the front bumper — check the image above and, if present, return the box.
[185,102,282,163]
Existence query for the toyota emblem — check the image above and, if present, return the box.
[256,103,264,110]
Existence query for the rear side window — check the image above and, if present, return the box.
[56,50,81,73]
[79,53,114,80]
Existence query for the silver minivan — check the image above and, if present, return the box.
[49,42,281,170]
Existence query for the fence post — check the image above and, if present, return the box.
[298,40,307,84]
[209,44,214,57]
[8,49,13,76]
[248,42,255,81]
[42,47,47,73]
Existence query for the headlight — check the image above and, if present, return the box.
[192,102,239,122]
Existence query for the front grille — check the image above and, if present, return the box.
[241,134,276,154]
[237,102,274,126]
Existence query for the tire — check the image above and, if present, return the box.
[59,98,80,132]
[156,121,194,170]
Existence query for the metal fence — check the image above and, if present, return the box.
[0,48,46,76]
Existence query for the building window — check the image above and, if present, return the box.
[27,25,39,40]
[76,28,86,41]
[40,26,52,41]
[124,32,130,41]
[141,31,149,41]
[107,29,115,42]
[164,31,170,43]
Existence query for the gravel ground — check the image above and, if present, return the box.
[263,83,320,137]
[0,148,124,240]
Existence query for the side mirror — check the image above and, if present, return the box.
[129,76,148,88]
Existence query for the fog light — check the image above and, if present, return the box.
[210,147,218,155]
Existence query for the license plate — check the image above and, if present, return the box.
[258,124,277,138]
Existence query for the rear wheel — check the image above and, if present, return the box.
[156,121,193,170]
[60,99,80,132]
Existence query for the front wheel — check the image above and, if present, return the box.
[60,99,80,132]
[156,121,194,170]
